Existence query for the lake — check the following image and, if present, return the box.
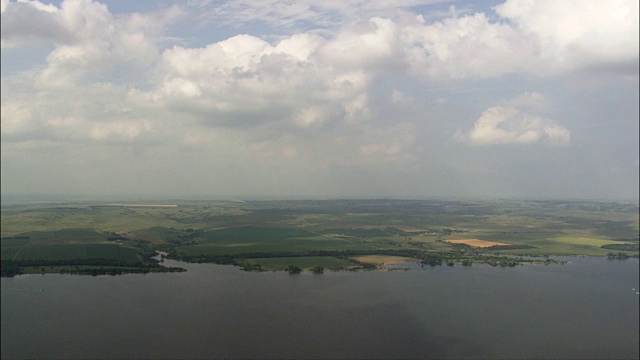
[2,257,638,359]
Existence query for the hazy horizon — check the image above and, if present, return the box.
[2,0,638,201]
[2,193,638,204]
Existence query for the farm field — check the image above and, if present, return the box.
[1,199,638,275]
[445,239,509,248]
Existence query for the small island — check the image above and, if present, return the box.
[1,199,638,276]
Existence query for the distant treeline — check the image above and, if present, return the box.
[601,243,639,252]
[606,252,636,259]
[1,257,183,277]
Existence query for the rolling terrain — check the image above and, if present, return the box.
[2,199,638,275]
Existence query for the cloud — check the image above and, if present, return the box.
[1,75,162,146]
[455,93,570,146]
[4,0,635,92]
[402,0,639,79]
[401,12,531,79]
[151,32,372,130]
[2,0,183,86]
[1,0,72,47]
[186,1,639,81]
[0,96,38,137]
[495,0,639,73]
[316,17,405,71]
[88,119,152,141]
[196,0,444,29]
[391,89,412,105]
[1,0,637,200]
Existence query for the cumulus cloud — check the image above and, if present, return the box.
[3,0,625,150]
[455,93,570,146]
[400,12,531,79]
[317,17,405,71]
[1,76,160,146]
[1,0,637,199]
[401,0,638,79]
[495,0,639,73]
[193,0,639,81]
[151,32,372,130]
[2,0,183,86]
[0,0,72,46]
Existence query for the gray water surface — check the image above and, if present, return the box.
[2,257,638,359]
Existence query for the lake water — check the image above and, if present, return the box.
[2,257,638,359]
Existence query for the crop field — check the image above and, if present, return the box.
[350,255,419,265]
[445,239,510,248]
[179,237,374,257]
[2,199,638,275]
[6,243,140,262]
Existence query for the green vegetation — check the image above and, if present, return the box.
[238,256,355,272]
[1,199,638,276]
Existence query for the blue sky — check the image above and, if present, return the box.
[1,0,638,200]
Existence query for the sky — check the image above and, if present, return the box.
[1,0,638,201]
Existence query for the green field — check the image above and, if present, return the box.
[2,199,638,275]
[239,256,357,271]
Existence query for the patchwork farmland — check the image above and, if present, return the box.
[2,199,638,276]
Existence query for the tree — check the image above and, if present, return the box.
[286,265,302,274]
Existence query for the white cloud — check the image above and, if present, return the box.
[401,12,530,79]
[398,0,638,79]
[1,0,637,199]
[1,76,163,146]
[456,94,570,146]
[2,0,182,86]
[495,0,639,73]
[152,33,372,129]
[191,0,638,79]
[316,17,404,71]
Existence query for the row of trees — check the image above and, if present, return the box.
[285,265,326,274]
[607,252,630,259]
[1,257,183,277]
